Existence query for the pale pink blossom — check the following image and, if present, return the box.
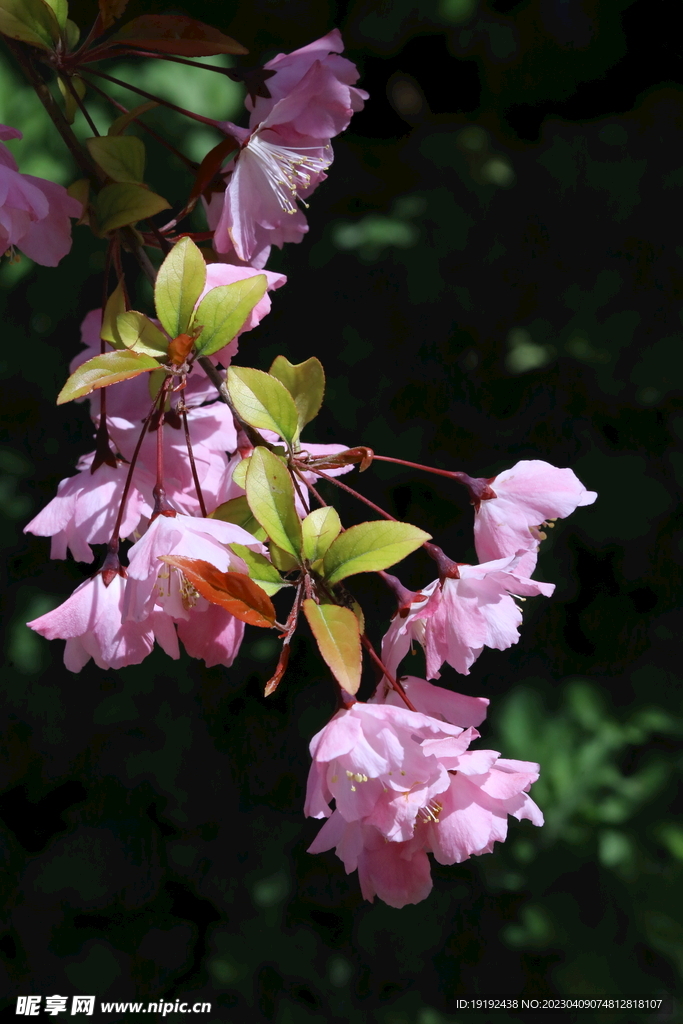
[308,813,432,908]
[382,556,555,679]
[418,753,543,865]
[27,572,153,672]
[304,702,466,842]
[246,30,368,137]
[123,512,263,623]
[24,453,150,563]
[471,460,597,575]
[307,722,543,907]
[371,675,489,730]
[1,125,81,266]
[211,34,366,263]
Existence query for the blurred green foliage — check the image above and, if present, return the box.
[2,0,682,1020]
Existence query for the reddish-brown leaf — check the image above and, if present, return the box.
[108,15,248,56]
[264,644,290,697]
[189,137,238,202]
[160,555,275,627]
[167,333,194,366]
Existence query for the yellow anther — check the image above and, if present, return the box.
[346,770,354,779]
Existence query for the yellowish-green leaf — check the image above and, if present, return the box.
[268,541,299,573]
[155,236,206,340]
[229,543,290,596]
[148,367,167,402]
[323,521,431,584]
[227,366,299,447]
[303,600,361,695]
[116,310,168,356]
[193,275,267,357]
[302,506,341,564]
[57,350,160,404]
[57,74,85,124]
[63,15,78,47]
[95,182,170,234]
[231,456,250,491]
[210,495,266,540]
[66,178,89,223]
[0,0,60,49]
[101,279,127,347]
[42,0,66,28]
[98,0,129,31]
[269,355,325,442]
[108,100,159,136]
[245,446,302,560]
[87,135,145,183]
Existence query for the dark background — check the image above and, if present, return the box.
[1,0,682,1021]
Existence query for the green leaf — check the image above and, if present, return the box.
[57,350,160,405]
[268,541,299,573]
[147,367,167,402]
[245,447,302,560]
[210,495,266,540]
[193,276,267,358]
[229,543,290,596]
[101,279,127,347]
[42,0,66,29]
[87,135,145,184]
[0,0,60,49]
[231,457,249,491]
[322,521,431,584]
[269,355,325,441]
[98,0,130,31]
[154,236,207,340]
[116,311,168,356]
[302,506,341,564]
[303,600,361,695]
[108,100,159,136]
[63,16,79,47]
[226,366,299,446]
[57,74,85,124]
[95,182,170,234]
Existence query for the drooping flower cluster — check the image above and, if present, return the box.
[10,20,598,911]
[1,125,81,265]
[305,681,543,907]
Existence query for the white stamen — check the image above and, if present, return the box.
[243,133,332,215]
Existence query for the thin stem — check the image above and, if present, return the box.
[290,466,310,515]
[360,635,418,713]
[372,454,468,481]
[84,66,220,127]
[181,407,208,517]
[307,466,397,521]
[292,467,328,508]
[61,73,100,135]
[107,385,166,549]
[5,38,103,183]
[151,379,175,518]
[196,357,273,450]
[82,76,197,170]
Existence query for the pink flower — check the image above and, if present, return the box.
[27,572,154,672]
[211,33,366,263]
[24,454,150,563]
[471,460,597,576]
[382,556,555,679]
[418,753,543,865]
[1,125,81,266]
[307,718,543,907]
[246,30,368,137]
[304,702,466,842]
[371,675,489,730]
[308,814,432,908]
[123,512,262,623]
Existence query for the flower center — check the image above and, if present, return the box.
[244,132,332,215]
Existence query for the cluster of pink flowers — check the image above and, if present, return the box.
[1,125,81,266]
[16,28,599,907]
[304,468,595,903]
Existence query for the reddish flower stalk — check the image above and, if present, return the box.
[360,635,417,713]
